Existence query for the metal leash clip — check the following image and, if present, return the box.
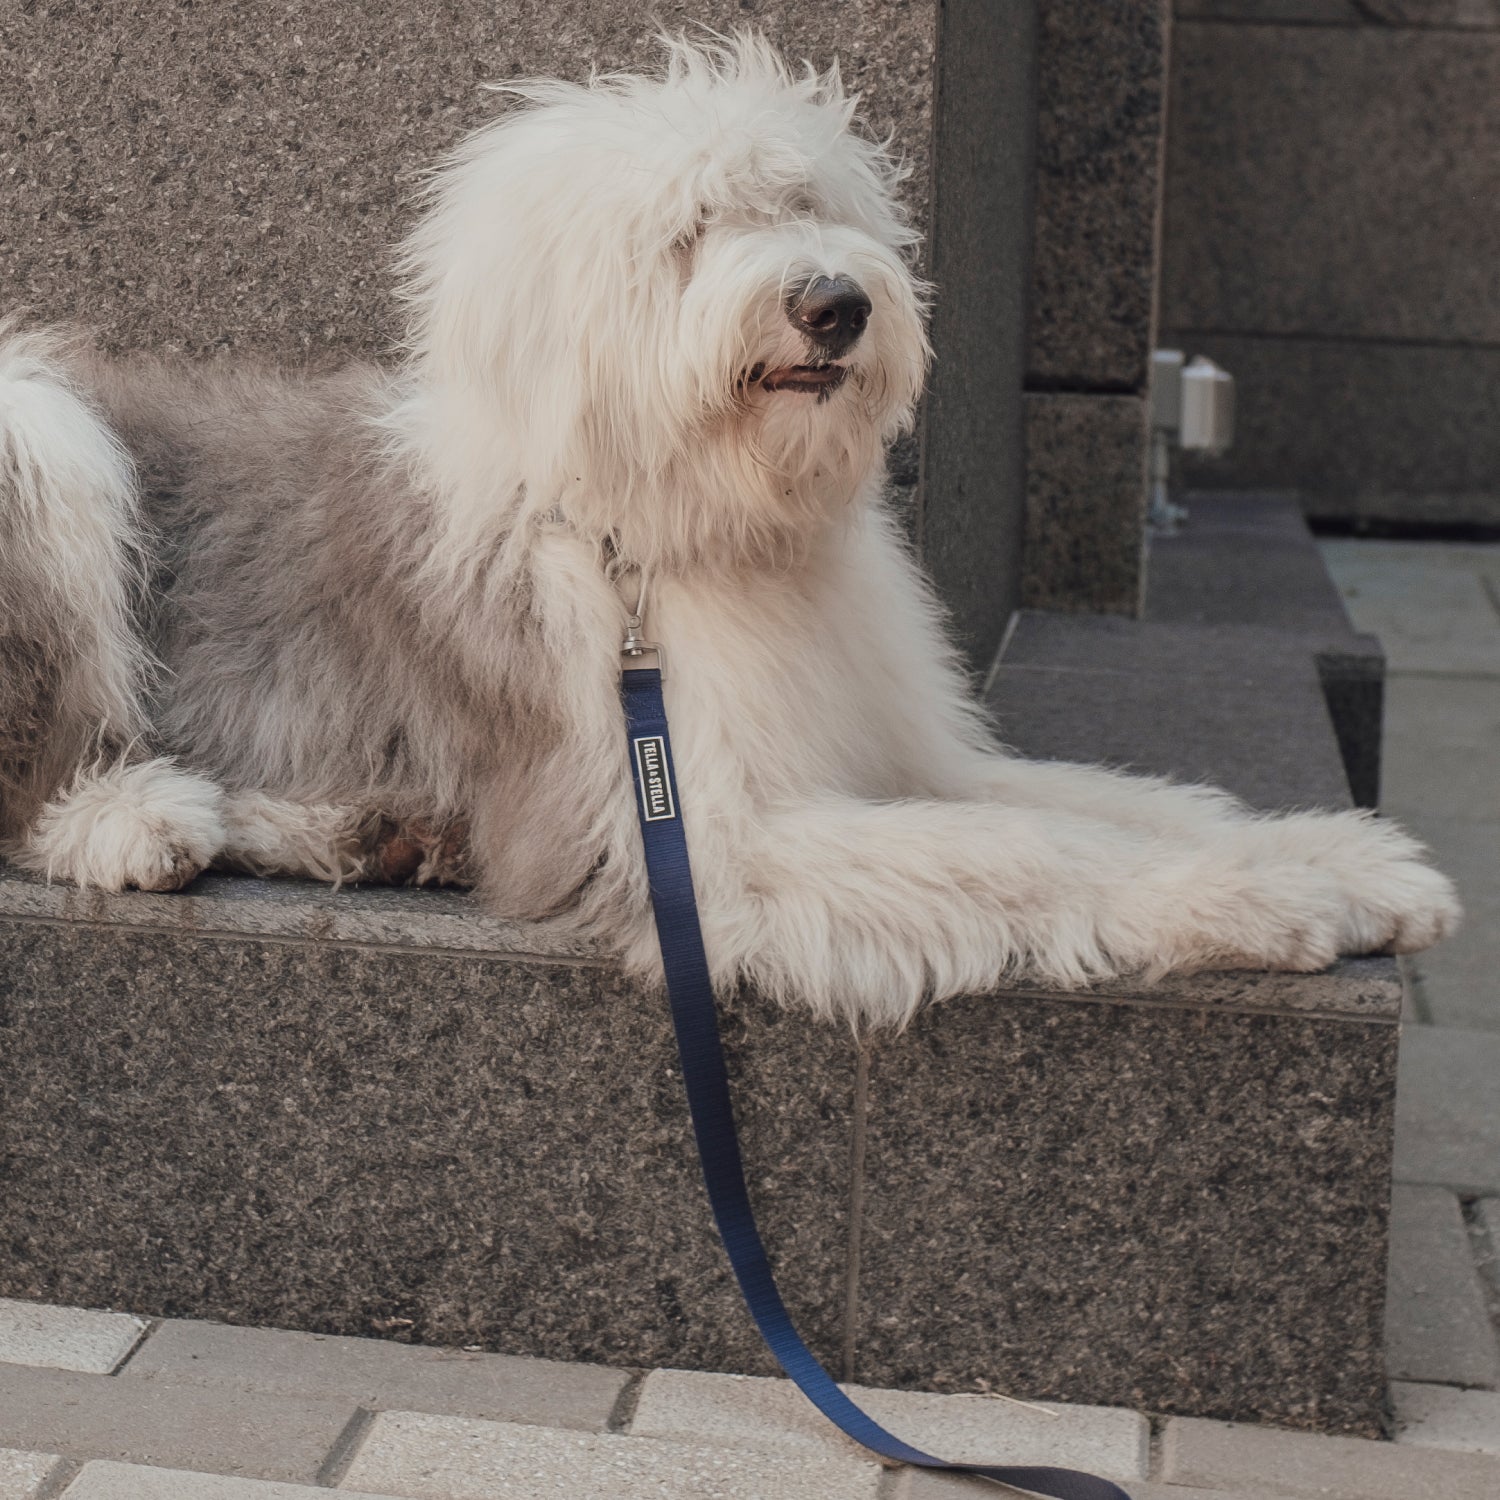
[617,564,667,680]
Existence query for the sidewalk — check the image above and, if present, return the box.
[2,1294,1500,1500]
[1321,539,1500,1453]
[0,539,1494,1500]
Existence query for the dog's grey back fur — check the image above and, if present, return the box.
[67,351,598,915]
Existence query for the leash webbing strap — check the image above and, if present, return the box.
[621,665,1131,1500]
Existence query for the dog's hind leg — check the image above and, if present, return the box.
[217,793,368,885]
[216,796,475,888]
[0,321,227,890]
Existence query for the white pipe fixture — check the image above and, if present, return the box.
[1179,356,1235,456]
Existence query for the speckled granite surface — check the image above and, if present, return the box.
[1,1,934,362]
[0,917,853,1376]
[1027,0,1170,390]
[854,990,1396,1434]
[1021,393,1149,616]
[0,864,1398,1428]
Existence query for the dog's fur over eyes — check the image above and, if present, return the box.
[0,35,1458,1025]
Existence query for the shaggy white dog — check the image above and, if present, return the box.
[0,36,1458,1026]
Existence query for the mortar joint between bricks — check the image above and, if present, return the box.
[606,1368,650,1433]
[35,1459,84,1500]
[1146,1413,1168,1480]
[315,1405,378,1488]
[107,1315,160,1375]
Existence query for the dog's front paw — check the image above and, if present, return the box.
[1240,810,1461,958]
[16,759,225,892]
[1130,857,1349,978]
[1331,823,1460,955]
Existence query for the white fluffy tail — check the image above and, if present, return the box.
[0,320,151,743]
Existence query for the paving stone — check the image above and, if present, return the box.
[0,1450,62,1500]
[628,1369,1148,1478]
[124,1319,626,1431]
[62,1462,392,1499]
[1320,542,1500,679]
[337,1410,879,1498]
[1163,1415,1500,1498]
[1392,817,1500,1033]
[900,1473,1303,1500]
[1385,1185,1500,1387]
[1381,676,1500,823]
[0,1298,147,1375]
[0,1363,358,1485]
[1394,1028,1500,1196]
[1393,1383,1500,1456]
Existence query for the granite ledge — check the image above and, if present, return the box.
[0,867,1401,1022]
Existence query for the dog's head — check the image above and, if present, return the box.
[399,33,930,565]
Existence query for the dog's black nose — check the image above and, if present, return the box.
[787,275,872,358]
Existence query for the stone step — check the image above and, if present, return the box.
[0,492,1404,1434]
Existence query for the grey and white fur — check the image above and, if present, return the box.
[0,36,1459,1027]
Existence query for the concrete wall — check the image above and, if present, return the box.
[2,1,1171,657]
[1162,4,1500,526]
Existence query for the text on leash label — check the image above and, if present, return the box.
[633,735,676,822]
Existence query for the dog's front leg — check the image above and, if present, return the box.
[956,754,1459,964]
[689,794,1365,1028]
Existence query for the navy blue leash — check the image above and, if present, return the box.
[621,663,1130,1500]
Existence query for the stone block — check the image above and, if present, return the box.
[0,1364,357,1484]
[63,1464,391,1499]
[337,1410,878,1499]
[990,621,1356,813]
[1148,493,1384,808]
[627,1368,1148,1476]
[1174,336,1500,527]
[1393,1382,1500,1457]
[0,1298,147,1375]
[1027,0,1170,388]
[0,1451,61,1500]
[851,989,1398,1433]
[1394,1026,1500,1196]
[122,1318,627,1431]
[0,2,932,363]
[1163,1415,1500,1499]
[1385,1185,1500,1388]
[1021,394,1148,616]
[1163,25,1500,344]
[1148,494,1355,634]
[0,891,853,1381]
[1321,543,1500,679]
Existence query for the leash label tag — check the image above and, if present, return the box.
[633,735,676,822]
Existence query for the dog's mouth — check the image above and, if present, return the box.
[751,362,849,396]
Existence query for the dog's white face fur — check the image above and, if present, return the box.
[396,34,930,570]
